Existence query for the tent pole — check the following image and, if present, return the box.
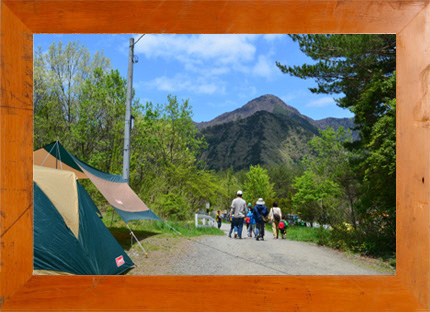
[40,143,57,167]
[126,224,148,258]
[56,140,63,170]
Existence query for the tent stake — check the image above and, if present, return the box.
[126,224,148,258]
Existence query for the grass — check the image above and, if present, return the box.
[282,226,323,243]
[265,224,323,243]
[102,209,224,251]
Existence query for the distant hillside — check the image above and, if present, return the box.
[197,94,357,171]
[199,110,318,170]
[314,117,359,140]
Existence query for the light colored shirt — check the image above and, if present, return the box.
[269,207,282,220]
[231,197,247,218]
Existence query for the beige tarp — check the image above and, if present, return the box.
[33,149,88,179]
[33,165,80,238]
[80,166,150,213]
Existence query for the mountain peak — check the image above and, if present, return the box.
[196,94,301,129]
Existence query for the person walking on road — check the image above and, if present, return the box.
[228,211,235,238]
[245,203,252,232]
[253,198,268,241]
[279,215,288,239]
[246,205,256,238]
[216,210,222,229]
[269,201,282,239]
[231,190,247,239]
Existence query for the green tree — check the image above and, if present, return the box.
[301,127,360,227]
[71,68,128,174]
[267,163,301,199]
[244,165,274,203]
[216,167,241,211]
[358,75,396,252]
[277,34,396,255]
[292,170,340,226]
[276,34,395,146]
[130,96,220,220]
[34,41,111,149]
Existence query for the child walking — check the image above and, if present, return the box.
[246,205,256,238]
[279,215,288,239]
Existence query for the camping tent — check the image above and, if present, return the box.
[34,141,161,223]
[33,165,135,275]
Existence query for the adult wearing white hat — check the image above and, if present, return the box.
[230,190,247,239]
[253,198,269,241]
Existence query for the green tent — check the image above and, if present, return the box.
[33,165,134,275]
[34,141,160,223]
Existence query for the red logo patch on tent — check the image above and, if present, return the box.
[115,255,125,267]
[115,199,123,205]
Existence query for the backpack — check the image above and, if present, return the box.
[257,206,269,223]
[261,214,269,223]
[245,217,250,224]
[279,220,287,230]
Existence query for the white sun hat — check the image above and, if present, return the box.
[256,198,265,205]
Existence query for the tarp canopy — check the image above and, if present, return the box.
[34,141,161,223]
[33,165,134,275]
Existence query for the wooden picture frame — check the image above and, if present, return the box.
[1,0,429,310]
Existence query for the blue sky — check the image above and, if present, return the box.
[34,34,353,122]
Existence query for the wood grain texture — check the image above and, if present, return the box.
[0,2,34,305]
[0,0,430,310]
[3,0,427,34]
[1,275,423,311]
[397,3,430,309]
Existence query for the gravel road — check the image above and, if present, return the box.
[131,223,393,275]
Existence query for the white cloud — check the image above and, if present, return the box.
[143,74,225,95]
[133,34,276,82]
[252,55,276,79]
[306,97,336,108]
[134,34,257,66]
[133,34,284,97]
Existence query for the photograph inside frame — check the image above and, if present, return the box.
[32,34,396,276]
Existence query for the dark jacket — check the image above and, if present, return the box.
[253,204,268,223]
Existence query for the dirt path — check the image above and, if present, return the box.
[128,223,394,275]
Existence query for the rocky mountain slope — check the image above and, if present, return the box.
[197,95,356,171]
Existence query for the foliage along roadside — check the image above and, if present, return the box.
[272,225,395,271]
[34,36,396,259]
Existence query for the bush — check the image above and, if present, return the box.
[316,226,330,246]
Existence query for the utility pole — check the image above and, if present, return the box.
[123,38,135,184]
[123,35,144,184]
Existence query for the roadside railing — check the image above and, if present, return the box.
[195,214,217,228]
